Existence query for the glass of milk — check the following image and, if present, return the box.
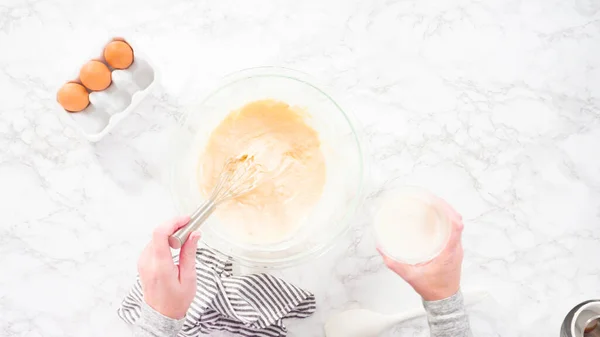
[374,186,451,265]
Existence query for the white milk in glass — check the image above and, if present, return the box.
[374,187,451,264]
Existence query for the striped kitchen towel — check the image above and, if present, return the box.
[118,248,316,337]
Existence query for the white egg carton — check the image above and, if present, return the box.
[57,37,158,142]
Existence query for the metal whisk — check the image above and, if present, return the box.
[168,155,264,249]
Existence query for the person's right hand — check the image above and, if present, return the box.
[137,216,201,319]
[378,198,464,301]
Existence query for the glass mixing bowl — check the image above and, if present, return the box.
[169,67,364,268]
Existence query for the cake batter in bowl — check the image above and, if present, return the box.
[170,67,364,268]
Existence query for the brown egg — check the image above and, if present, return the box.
[79,60,112,91]
[57,82,90,112]
[104,41,134,69]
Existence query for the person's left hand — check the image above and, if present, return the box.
[378,197,464,301]
[137,216,200,319]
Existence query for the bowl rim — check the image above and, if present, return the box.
[170,66,366,268]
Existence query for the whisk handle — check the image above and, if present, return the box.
[169,200,216,249]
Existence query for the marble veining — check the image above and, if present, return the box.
[1,0,599,336]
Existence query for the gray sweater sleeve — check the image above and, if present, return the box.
[133,302,185,337]
[423,291,472,337]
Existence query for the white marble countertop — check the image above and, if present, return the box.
[1,0,599,336]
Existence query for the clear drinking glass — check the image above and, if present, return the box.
[374,186,451,265]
